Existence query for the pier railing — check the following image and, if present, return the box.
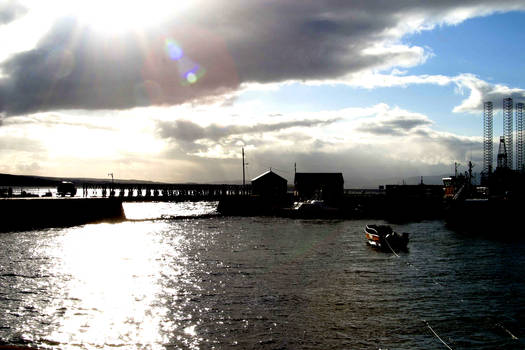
[80,183,252,202]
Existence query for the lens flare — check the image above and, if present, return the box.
[183,65,206,85]
[164,38,206,85]
[165,39,183,61]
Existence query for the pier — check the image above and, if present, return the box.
[0,198,125,232]
[80,183,252,202]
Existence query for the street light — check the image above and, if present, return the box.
[108,173,114,197]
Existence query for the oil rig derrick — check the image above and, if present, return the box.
[503,97,514,169]
[483,101,493,175]
[497,136,508,170]
[516,102,524,172]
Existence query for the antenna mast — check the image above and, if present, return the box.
[242,147,245,186]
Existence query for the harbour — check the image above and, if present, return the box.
[1,3,525,349]
[1,211,524,349]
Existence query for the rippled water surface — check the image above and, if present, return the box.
[1,203,524,349]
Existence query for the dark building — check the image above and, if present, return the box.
[294,172,344,203]
[385,184,443,199]
[251,170,288,197]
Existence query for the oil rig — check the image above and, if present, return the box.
[445,97,525,231]
[480,97,525,197]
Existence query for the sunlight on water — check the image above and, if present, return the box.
[3,218,524,349]
[37,222,197,349]
[123,201,218,220]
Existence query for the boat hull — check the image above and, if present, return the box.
[364,225,409,252]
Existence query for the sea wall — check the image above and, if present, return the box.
[0,198,125,232]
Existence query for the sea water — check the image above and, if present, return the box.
[1,202,524,349]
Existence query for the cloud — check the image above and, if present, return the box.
[153,104,480,184]
[356,111,433,136]
[160,132,480,186]
[2,113,117,130]
[308,71,525,114]
[1,1,525,115]
[157,118,340,143]
[0,17,240,116]
[0,134,44,152]
[452,74,525,113]
[0,0,26,25]
[16,161,40,172]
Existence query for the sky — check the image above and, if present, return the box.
[1,0,525,187]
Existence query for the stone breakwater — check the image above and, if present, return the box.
[0,198,125,232]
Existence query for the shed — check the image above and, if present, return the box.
[251,170,288,197]
[294,172,344,202]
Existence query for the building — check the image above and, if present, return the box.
[251,170,288,198]
[385,184,443,199]
[294,172,344,203]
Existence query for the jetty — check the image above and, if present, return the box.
[79,183,251,201]
[0,198,124,232]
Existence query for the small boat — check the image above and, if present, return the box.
[289,199,340,218]
[364,224,409,251]
[293,199,336,212]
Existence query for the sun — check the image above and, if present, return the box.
[41,0,191,34]
[76,0,181,33]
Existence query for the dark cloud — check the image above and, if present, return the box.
[357,115,432,136]
[0,17,240,115]
[1,1,524,115]
[157,118,339,142]
[0,0,27,25]
[421,132,481,162]
[191,0,525,83]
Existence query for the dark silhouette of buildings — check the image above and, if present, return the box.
[294,172,344,203]
[251,170,287,198]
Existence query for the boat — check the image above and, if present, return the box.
[364,224,409,251]
[293,199,335,211]
[289,199,340,218]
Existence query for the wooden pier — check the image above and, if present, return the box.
[80,183,252,202]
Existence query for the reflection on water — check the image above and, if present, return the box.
[1,221,204,349]
[123,201,218,220]
[1,215,525,349]
[46,223,173,348]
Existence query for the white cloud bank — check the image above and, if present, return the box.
[0,1,524,115]
[0,1,522,184]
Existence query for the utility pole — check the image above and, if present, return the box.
[242,148,245,186]
[468,161,473,186]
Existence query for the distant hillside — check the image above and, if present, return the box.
[0,173,164,187]
[0,173,60,187]
[345,174,452,189]
[1,172,462,189]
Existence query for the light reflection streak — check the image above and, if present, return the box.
[122,201,218,220]
[42,222,196,349]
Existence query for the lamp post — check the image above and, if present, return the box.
[108,173,114,197]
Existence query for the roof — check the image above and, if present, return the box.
[251,170,287,183]
[294,172,344,184]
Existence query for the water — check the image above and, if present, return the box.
[1,202,524,349]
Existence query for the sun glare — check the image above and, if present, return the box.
[43,0,190,34]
